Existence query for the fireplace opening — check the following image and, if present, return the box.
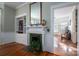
[30,33,42,52]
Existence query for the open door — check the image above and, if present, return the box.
[71,6,77,44]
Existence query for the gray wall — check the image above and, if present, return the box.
[3,5,15,32]
[0,2,4,44]
[0,2,5,32]
[0,3,16,45]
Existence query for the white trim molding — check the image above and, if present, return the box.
[15,13,27,18]
[16,2,29,9]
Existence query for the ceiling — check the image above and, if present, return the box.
[4,2,65,10]
[4,2,26,9]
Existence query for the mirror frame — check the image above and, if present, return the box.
[29,2,42,26]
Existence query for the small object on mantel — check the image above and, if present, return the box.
[41,19,46,26]
[46,27,50,32]
[41,19,50,32]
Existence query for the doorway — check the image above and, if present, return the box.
[52,5,77,56]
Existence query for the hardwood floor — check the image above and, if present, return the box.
[0,42,58,56]
[54,34,77,56]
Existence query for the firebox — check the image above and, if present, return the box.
[30,33,42,52]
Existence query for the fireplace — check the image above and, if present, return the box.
[30,33,42,52]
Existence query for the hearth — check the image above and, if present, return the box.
[30,33,42,52]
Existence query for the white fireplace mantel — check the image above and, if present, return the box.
[26,26,47,51]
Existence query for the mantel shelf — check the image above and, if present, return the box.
[27,25,47,28]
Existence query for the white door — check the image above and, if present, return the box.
[71,6,77,43]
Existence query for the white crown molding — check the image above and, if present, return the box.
[16,2,28,9]
[15,13,27,18]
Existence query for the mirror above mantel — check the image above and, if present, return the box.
[30,2,42,26]
[29,2,49,32]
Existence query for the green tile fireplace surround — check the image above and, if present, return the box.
[30,33,42,52]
